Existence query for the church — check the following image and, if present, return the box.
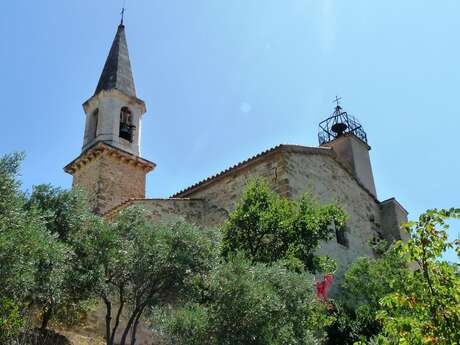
[64,23,408,276]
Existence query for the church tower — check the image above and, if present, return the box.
[318,99,377,197]
[64,23,155,214]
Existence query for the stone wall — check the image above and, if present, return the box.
[112,198,227,228]
[322,134,377,197]
[176,146,385,281]
[70,147,150,215]
[283,149,381,278]
[130,198,206,224]
[178,150,289,217]
[380,198,409,241]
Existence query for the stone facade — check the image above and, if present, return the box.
[99,144,407,281]
[105,198,228,228]
[82,89,146,156]
[168,144,406,280]
[64,143,154,214]
[380,198,410,241]
[282,147,380,278]
[321,133,377,197]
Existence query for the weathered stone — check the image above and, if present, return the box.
[65,143,154,215]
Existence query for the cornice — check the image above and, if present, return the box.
[64,142,155,175]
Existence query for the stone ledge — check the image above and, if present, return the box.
[64,142,155,175]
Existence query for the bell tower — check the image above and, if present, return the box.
[64,23,155,214]
[318,98,377,197]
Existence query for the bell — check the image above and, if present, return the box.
[331,122,348,136]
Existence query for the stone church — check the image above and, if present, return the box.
[64,23,408,278]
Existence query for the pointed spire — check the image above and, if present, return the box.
[95,24,136,98]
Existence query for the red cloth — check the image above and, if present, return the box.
[315,274,334,302]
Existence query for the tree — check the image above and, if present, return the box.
[325,244,409,344]
[157,253,325,345]
[0,153,104,343]
[221,178,347,272]
[377,208,460,344]
[0,152,40,302]
[327,208,460,345]
[0,153,51,341]
[81,206,220,345]
[25,185,101,330]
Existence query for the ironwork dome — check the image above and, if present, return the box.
[318,100,368,145]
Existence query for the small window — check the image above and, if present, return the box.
[119,107,135,142]
[336,227,349,247]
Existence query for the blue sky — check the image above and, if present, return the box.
[1,1,458,260]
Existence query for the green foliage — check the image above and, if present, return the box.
[81,206,220,345]
[0,299,24,343]
[0,152,103,341]
[156,253,324,345]
[0,153,52,340]
[221,178,347,272]
[0,152,43,302]
[24,184,101,329]
[377,208,460,344]
[326,247,409,344]
[328,208,460,345]
[26,184,91,241]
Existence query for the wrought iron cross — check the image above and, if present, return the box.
[332,96,342,107]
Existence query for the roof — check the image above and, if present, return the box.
[95,25,136,98]
[172,144,335,198]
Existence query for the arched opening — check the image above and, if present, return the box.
[119,107,135,142]
[88,109,99,141]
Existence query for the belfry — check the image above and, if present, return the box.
[64,23,155,214]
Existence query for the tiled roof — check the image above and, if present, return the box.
[172,144,333,198]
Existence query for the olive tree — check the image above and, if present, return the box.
[80,206,220,345]
[156,253,325,345]
[0,153,64,341]
[25,185,102,330]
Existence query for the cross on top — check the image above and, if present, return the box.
[332,96,342,107]
[120,7,126,25]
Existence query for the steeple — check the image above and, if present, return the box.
[95,24,136,98]
[65,22,155,215]
[79,23,146,156]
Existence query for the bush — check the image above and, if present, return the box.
[156,254,325,345]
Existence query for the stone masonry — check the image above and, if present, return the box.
[64,142,154,214]
[105,144,407,281]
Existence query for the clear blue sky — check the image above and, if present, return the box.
[1,1,458,259]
